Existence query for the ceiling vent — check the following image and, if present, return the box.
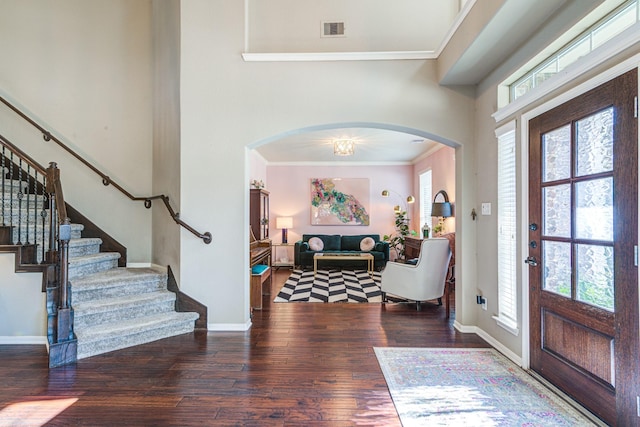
[321,21,345,37]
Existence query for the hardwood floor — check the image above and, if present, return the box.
[0,268,488,426]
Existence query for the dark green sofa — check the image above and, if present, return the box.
[294,234,389,270]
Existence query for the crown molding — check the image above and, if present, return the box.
[242,51,436,62]
[267,160,413,166]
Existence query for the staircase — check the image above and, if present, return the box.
[2,174,200,360]
[68,233,199,359]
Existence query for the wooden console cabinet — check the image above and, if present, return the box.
[404,236,423,260]
[250,189,269,240]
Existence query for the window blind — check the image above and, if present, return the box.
[419,170,433,229]
[496,124,518,333]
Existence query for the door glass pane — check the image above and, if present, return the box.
[542,241,571,298]
[577,244,614,311]
[542,125,571,182]
[576,178,613,241]
[543,184,571,237]
[576,107,613,176]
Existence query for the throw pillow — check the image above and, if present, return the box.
[308,237,324,251]
[360,237,375,251]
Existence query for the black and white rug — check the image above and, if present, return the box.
[274,269,383,303]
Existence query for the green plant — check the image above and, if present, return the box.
[383,210,417,260]
[432,223,443,235]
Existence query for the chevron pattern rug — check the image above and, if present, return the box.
[274,269,383,303]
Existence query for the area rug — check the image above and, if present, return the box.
[374,347,596,427]
[274,269,383,303]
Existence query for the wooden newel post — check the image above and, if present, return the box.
[56,217,73,341]
[45,162,59,264]
[44,161,77,365]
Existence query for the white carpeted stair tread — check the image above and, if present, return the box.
[73,290,176,314]
[76,312,199,340]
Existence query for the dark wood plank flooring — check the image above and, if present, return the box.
[0,268,489,426]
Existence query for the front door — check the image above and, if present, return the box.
[528,69,639,425]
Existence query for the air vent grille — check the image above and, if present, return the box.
[322,22,345,37]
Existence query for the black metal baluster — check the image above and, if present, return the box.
[9,152,14,244]
[41,176,48,263]
[16,158,23,245]
[1,146,5,227]
[25,164,31,244]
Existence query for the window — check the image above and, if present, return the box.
[495,122,519,335]
[510,0,638,101]
[419,170,433,230]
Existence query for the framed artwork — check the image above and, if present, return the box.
[310,178,370,225]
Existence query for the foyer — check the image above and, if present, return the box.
[0,269,487,426]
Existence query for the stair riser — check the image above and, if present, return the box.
[77,323,195,359]
[0,183,34,192]
[69,259,119,279]
[68,243,101,258]
[3,225,82,240]
[74,299,176,329]
[72,281,165,303]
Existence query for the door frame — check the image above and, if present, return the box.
[518,57,640,371]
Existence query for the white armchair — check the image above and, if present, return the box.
[381,238,451,312]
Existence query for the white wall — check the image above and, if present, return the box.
[0,254,46,341]
[179,0,476,329]
[152,0,182,278]
[247,0,458,53]
[0,0,153,263]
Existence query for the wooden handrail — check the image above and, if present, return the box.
[0,133,46,175]
[0,94,212,244]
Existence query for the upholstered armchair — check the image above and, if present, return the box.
[380,238,451,312]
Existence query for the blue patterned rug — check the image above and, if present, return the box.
[374,348,597,426]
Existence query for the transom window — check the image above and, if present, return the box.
[510,0,639,101]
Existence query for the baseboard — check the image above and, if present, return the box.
[455,322,523,367]
[208,319,252,331]
[126,262,162,269]
[0,336,47,345]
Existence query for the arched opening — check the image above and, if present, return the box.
[247,122,461,316]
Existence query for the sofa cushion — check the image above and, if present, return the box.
[308,237,324,251]
[360,237,375,251]
[341,234,380,251]
[303,234,341,251]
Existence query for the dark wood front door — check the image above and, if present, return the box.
[528,69,639,425]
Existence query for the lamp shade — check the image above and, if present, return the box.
[431,202,452,217]
[276,217,293,229]
[431,190,453,217]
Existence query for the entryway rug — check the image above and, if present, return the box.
[374,347,597,427]
[274,269,383,303]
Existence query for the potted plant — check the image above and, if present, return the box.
[383,209,417,260]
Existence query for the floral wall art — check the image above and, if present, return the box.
[310,178,370,226]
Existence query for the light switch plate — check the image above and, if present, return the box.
[481,202,491,215]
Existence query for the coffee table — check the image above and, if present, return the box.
[313,253,374,276]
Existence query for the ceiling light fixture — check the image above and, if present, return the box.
[333,139,355,156]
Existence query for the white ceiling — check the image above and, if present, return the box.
[251,0,608,164]
[255,127,443,165]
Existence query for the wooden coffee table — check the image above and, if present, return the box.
[313,253,374,276]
